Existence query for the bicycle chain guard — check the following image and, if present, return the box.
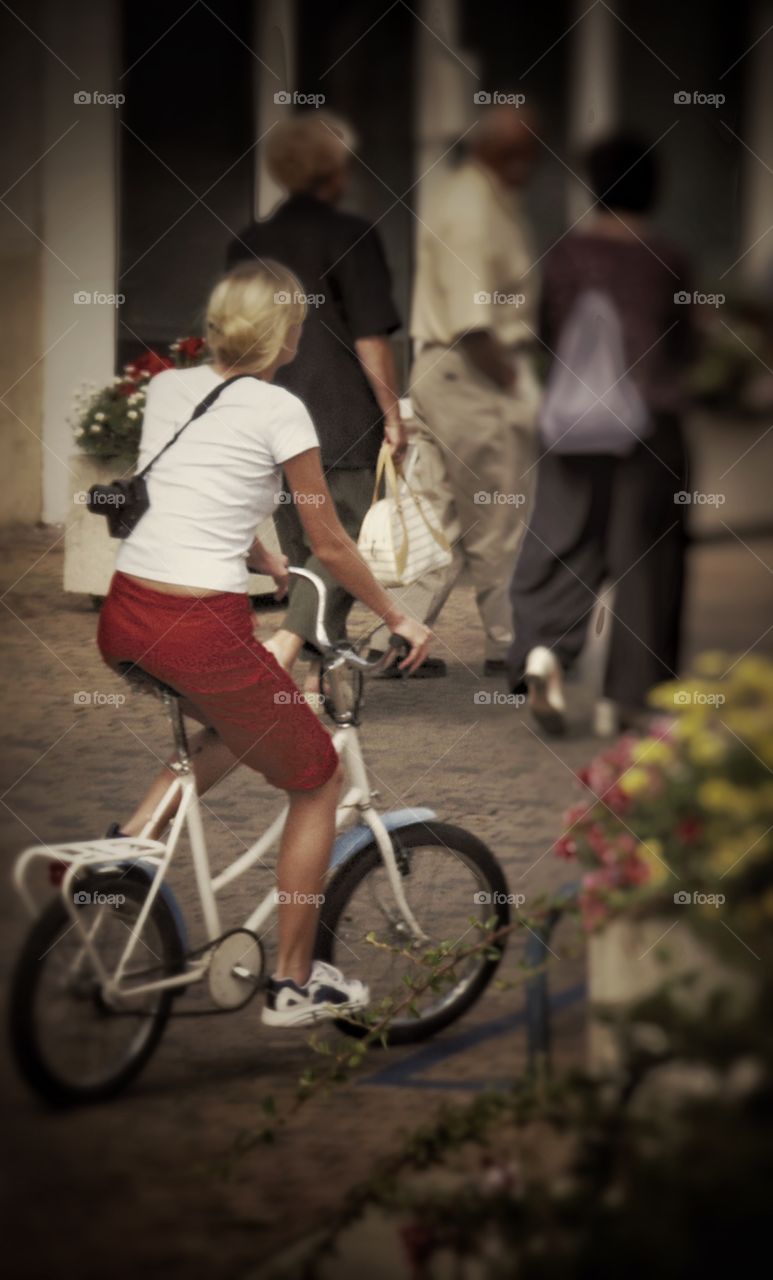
[206,929,265,1010]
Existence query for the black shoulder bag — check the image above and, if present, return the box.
[86,374,256,539]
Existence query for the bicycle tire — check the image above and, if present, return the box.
[9,867,185,1106]
[316,821,510,1046]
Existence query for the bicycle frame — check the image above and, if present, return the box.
[14,715,433,1006]
[13,564,436,1007]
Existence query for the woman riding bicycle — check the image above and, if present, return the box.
[97,259,430,1028]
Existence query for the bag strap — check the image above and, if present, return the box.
[401,471,451,553]
[136,372,258,481]
[370,443,451,577]
[370,441,399,507]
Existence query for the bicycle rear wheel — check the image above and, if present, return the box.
[316,821,510,1045]
[9,868,184,1106]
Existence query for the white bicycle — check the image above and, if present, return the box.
[10,569,510,1105]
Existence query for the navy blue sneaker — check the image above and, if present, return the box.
[261,960,369,1027]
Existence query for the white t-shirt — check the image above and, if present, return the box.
[116,366,319,592]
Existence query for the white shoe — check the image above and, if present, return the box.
[261,960,370,1028]
[593,698,619,738]
[524,646,567,736]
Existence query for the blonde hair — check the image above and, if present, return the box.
[265,111,357,194]
[205,260,306,374]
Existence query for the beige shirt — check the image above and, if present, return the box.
[411,160,539,349]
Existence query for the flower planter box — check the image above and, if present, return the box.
[63,453,280,599]
[588,915,754,1078]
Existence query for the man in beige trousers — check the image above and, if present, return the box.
[407,105,542,675]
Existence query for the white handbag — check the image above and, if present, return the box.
[357,443,452,587]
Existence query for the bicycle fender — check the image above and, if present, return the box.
[108,859,189,952]
[329,808,437,871]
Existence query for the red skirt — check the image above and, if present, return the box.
[97,572,338,792]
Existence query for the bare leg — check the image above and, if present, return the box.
[264,627,304,671]
[274,763,343,985]
[121,728,238,838]
[120,635,302,839]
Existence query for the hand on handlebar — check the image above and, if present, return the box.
[389,617,432,674]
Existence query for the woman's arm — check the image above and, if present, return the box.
[247,536,289,599]
[282,448,431,671]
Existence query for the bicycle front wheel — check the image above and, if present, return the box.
[316,821,510,1045]
[9,868,184,1106]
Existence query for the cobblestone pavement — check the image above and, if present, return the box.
[1,524,771,1280]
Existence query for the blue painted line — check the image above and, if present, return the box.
[361,982,586,1090]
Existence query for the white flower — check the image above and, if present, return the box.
[95,411,106,421]
[112,376,124,386]
[127,410,139,420]
[90,424,102,434]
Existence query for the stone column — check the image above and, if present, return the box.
[737,0,773,293]
[566,0,618,222]
[253,0,297,218]
[39,0,119,524]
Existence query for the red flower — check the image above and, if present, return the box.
[113,379,137,399]
[174,336,206,361]
[125,350,174,380]
[677,814,704,846]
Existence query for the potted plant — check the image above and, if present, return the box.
[63,339,281,600]
[553,654,773,1076]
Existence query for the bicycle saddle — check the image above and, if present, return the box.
[116,662,181,700]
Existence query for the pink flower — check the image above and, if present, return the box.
[602,784,631,815]
[554,834,578,860]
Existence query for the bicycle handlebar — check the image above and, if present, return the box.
[287,566,407,674]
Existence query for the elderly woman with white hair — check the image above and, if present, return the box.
[227,112,445,680]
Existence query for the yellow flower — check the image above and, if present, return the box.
[694,652,729,678]
[618,767,651,797]
[631,738,674,768]
[637,839,669,885]
[688,733,727,768]
[706,825,770,877]
[673,707,711,742]
[648,682,686,712]
[731,655,773,697]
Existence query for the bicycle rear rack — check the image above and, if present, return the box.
[14,838,167,917]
